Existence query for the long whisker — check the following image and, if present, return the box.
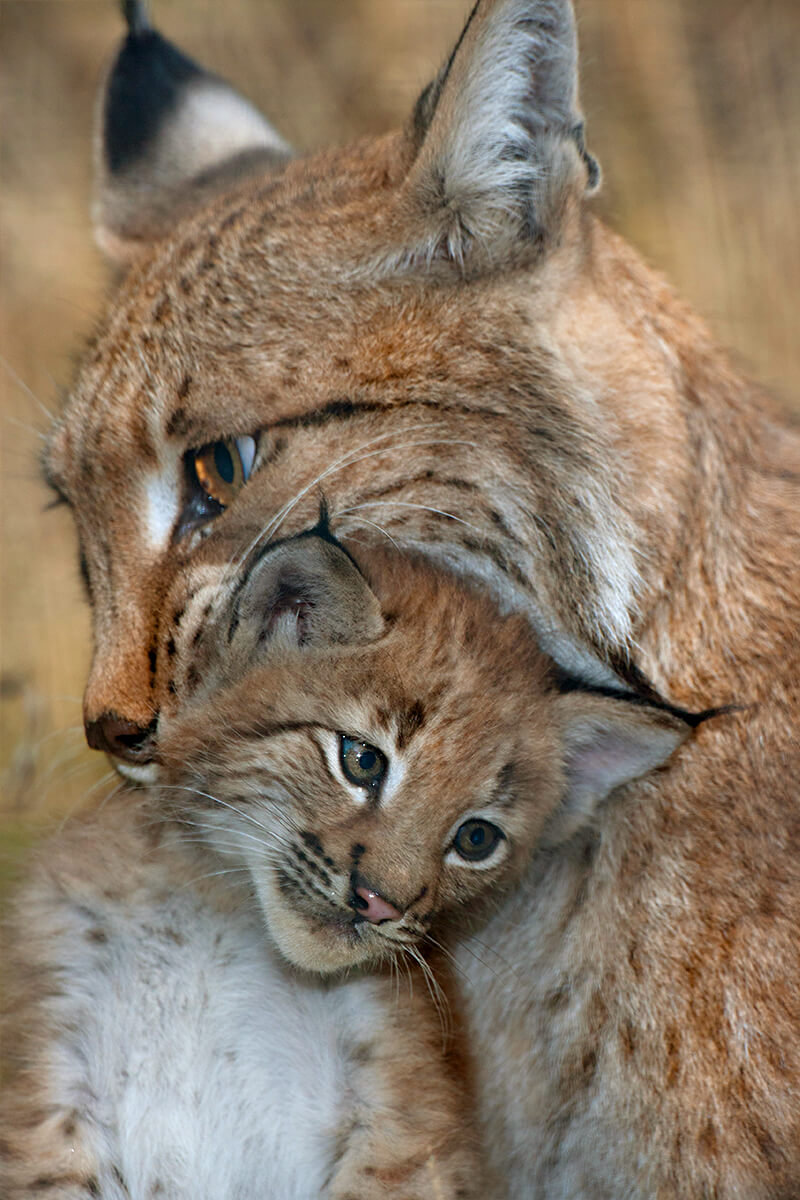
[422,933,486,987]
[261,426,454,547]
[156,784,281,836]
[340,515,401,549]
[171,812,294,855]
[0,354,55,424]
[220,431,478,593]
[181,865,254,890]
[0,412,49,445]
[214,423,449,591]
[341,500,486,540]
[271,435,479,544]
[170,824,284,855]
[406,944,452,1046]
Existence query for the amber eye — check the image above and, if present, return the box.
[452,819,504,863]
[192,436,256,508]
[340,736,387,793]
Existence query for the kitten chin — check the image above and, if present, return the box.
[253,863,389,974]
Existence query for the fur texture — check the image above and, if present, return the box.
[13,0,800,1195]
[0,536,692,1197]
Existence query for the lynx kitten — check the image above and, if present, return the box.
[0,528,699,1199]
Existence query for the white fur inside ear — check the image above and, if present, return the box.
[405,0,583,263]
[151,80,289,186]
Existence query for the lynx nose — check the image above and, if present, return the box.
[85,712,157,764]
[352,885,403,925]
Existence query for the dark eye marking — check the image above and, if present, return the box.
[396,700,426,749]
[452,819,505,863]
[340,736,387,793]
[489,762,518,810]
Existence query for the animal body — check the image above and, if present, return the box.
[0,528,697,1197]
[6,0,800,1195]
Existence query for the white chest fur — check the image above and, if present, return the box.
[28,829,380,1200]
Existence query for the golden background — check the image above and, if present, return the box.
[2,0,799,880]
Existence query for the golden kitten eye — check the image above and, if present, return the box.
[452,819,504,863]
[192,436,256,508]
[340,736,387,793]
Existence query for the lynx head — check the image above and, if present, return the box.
[44,1,690,779]
[156,524,696,974]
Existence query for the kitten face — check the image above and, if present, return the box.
[156,538,563,972]
[154,527,694,975]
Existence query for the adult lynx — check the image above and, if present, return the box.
[0,528,699,1197]
[10,0,800,1195]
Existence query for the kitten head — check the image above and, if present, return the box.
[156,525,697,974]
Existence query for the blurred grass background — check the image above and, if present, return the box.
[2,0,800,886]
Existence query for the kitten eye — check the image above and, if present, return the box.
[452,819,504,863]
[340,736,387,793]
[192,435,256,508]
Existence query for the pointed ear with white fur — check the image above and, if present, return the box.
[547,693,694,844]
[400,0,599,269]
[94,1,291,263]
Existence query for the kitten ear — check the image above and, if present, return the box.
[94,1,291,263]
[547,693,694,844]
[227,532,386,657]
[397,0,599,271]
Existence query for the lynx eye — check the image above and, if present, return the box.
[452,819,504,863]
[340,736,387,793]
[192,436,256,508]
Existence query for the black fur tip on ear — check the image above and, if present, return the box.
[311,496,333,541]
[678,703,744,729]
[121,0,151,38]
[550,663,737,731]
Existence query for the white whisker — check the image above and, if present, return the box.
[0,354,55,424]
[407,944,452,1046]
[341,499,485,540]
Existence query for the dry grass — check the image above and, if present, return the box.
[1,0,799,875]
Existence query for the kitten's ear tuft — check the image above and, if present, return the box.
[94,10,291,263]
[398,0,599,271]
[547,693,693,844]
[228,534,386,657]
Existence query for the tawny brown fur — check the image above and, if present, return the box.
[0,798,482,1200]
[1,537,690,1198]
[17,0,800,1195]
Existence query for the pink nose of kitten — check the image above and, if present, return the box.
[354,886,402,924]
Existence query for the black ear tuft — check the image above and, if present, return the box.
[94,7,291,262]
[121,0,151,38]
[104,27,204,176]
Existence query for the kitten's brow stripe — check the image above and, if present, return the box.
[241,719,321,741]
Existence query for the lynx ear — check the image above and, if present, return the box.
[94,1,291,263]
[547,693,694,844]
[224,531,386,662]
[399,0,599,269]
